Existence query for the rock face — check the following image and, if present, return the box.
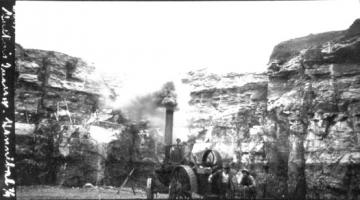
[269,19,360,199]
[15,45,103,129]
[183,70,275,198]
[15,45,109,186]
[15,45,162,187]
[183,70,268,161]
[184,19,360,199]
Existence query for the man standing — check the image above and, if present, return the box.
[236,168,256,199]
[170,138,184,163]
[208,163,233,199]
[229,162,238,176]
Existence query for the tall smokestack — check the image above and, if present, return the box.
[164,106,174,146]
[155,81,177,162]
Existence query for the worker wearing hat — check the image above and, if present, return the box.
[170,138,185,163]
[236,168,256,199]
[208,163,234,199]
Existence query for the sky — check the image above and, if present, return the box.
[15,0,360,141]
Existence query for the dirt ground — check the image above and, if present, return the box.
[16,185,169,200]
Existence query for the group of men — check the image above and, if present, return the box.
[208,163,256,199]
[170,139,257,199]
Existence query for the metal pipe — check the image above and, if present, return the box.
[164,106,174,162]
[164,106,174,146]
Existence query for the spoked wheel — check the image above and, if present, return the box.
[202,150,222,168]
[146,177,154,200]
[168,166,197,200]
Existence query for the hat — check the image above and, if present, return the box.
[241,168,250,173]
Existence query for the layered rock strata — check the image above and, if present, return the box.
[15,44,108,186]
[15,45,162,187]
[268,19,360,199]
[184,19,360,199]
[182,71,268,162]
[183,70,274,197]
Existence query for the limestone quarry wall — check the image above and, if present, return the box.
[268,19,360,199]
[183,70,272,197]
[15,44,161,187]
[184,19,360,199]
[15,44,110,186]
[182,71,268,161]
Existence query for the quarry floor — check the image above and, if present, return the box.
[16,185,168,199]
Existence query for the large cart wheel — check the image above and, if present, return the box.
[146,177,154,199]
[202,150,222,168]
[168,165,197,200]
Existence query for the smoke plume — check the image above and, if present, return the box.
[121,81,177,134]
[154,81,177,108]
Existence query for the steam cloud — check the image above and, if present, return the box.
[121,81,177,134]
